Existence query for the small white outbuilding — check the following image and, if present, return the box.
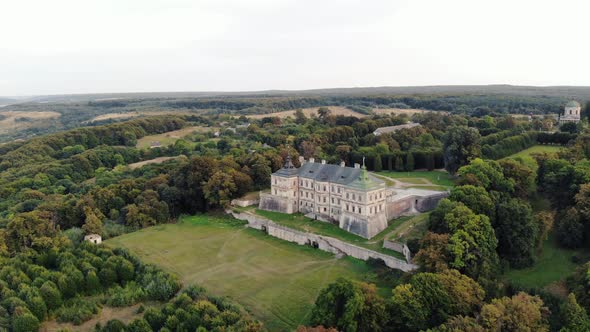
[84,234,102,244]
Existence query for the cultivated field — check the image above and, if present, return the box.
[105,215,388,331]
[371,107,438,115]
[246,106,366,119]
[136,126,214,149]
[0,110,61,134]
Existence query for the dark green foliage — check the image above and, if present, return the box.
[442,126,481,174]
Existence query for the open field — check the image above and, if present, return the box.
[105,215,393,331]
[136,126,214,149]
[245,106,366,119]
[128,156,179,169]
[377,170,455,188]
[88,110,203,123]
[0,110,61,134]
[41,304,143,332]
[371,108,439,115]
[504,236,587,291]
[506,145,563,159]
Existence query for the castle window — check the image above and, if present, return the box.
[331,185,335,192]
[352,206,355,212]
[323,197,326,203]
[338,199,341,204]
[323,185,326,191]
[346,204,349,211]
[359,208,362,214]
[338,188,341,193]
[346,193,349,199]
[352,194,355,200]
[324,207,327,212]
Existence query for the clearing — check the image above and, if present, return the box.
[0,111,61,134]
[88,110,203,123]
[105,215,394,331]
[376,170,455,190]
[41,304,143,332]
[246,106,367,119]
[506,145,563,160]
[128,156,180,169]
[371,108,439,116]
[504,236,587,292]
[136,126,214,149]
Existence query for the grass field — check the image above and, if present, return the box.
[0,110,61,134]
[136,126,213,149]
[253,209,404,258]
[377,170,455,187]
[105,215,394,331]
[371,108,439,115]
[506,145,563,159]
[246,106,366,119]
[504,236,586,290]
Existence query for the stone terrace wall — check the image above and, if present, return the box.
[383,240,412,262]
[229,211,418,272]
[416,192,449,212]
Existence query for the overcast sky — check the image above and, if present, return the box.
[1,0,589,96]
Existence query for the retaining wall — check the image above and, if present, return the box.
[383,240,412,262]
[229,211,418,272]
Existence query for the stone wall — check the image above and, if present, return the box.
[229,211,418,272]
[258,193,297,214]
[385,191,449,219]
[415,192,449,212]
[383,240,412,262]
[231,198,259,207]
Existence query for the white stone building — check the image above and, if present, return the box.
[559,100,581,124]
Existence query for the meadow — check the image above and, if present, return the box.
[245,106,366,119]
[376,170,455,189]
[105,215,394,331]
[506,145,563,159]
[135,125,214,149]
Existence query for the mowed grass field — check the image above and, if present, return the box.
[377,170,455,188]
[105,215,389,331]
[506,145,563,159]
[136,126,214,149]
[246,106,366,119]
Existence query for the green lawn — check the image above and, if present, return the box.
[105,215,395,331]
[254,209,405,259]
[504,235,586,289]
[506,145,563,160]
[136,126,213,149]
[377,170,455,187]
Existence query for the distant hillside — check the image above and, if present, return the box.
[5,85,590,103]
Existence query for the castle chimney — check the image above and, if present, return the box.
[321,159,326,164]
[354,163,360,169]
[340,161,345,167]
[299,156,305,165]
[309,157,315,163]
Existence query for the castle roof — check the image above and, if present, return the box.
[274,155,299,177]
[566,100,581,108]
[276,161,385,190]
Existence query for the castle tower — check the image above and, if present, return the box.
[559,100,581,124]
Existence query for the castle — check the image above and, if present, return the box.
[559,100,581,124]
[259,156,448,238]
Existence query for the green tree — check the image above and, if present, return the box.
[374,155,383,172]
[495,198,538,267]
[560,293,590,332]
[405,153,415,171]
[449,185,494,217]
[12,311,40,332]
[395,156,404,171]
[442,126,481,174]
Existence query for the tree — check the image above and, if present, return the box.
[560,293,590,332]
[449,185,494,217]
[374,155,383,172]
[294,109,307,124]
[203,171,238,207]
[556,208,584,248]
[495,198,538,268]
[458,158,513,193]
[82,207,103,235]
[405,153,415,171]
[561,122,579,134]
[395,156,404,171]
[442,126,481,174]
[12,310,40,332]
[310,278,387,332]
[317,107,332,120]
[479,292,549,332]
[414,232,450,272]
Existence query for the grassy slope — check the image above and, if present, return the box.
[135,126,213,149]
[506,145,563,160]
[105,215,393,331]
[504,235,583,289]
[376,170,455,187]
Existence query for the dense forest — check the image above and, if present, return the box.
[0,99,589,331]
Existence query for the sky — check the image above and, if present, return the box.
[1,0,589,96]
